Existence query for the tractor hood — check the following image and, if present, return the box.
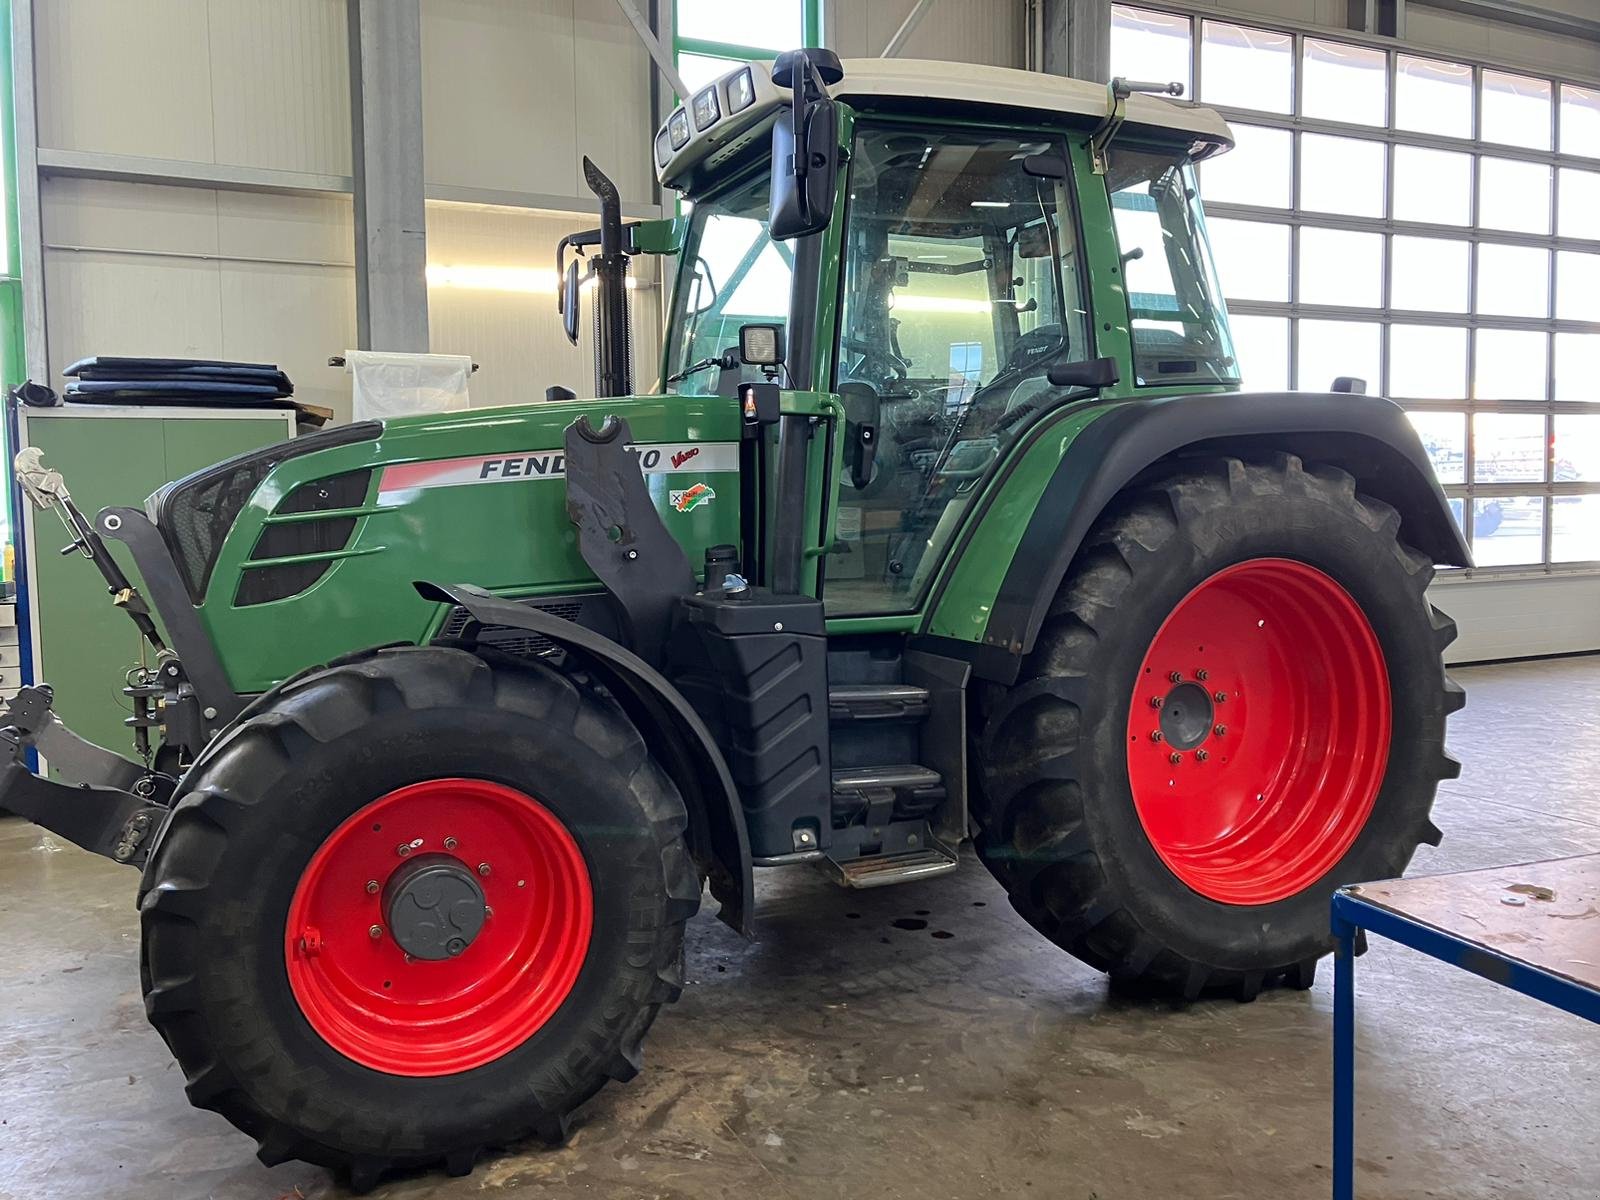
[148,393,743,693]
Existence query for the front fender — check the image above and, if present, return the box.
[924,391,1469,684]
[415,581,754,936]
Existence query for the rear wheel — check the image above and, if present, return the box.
[973,455,1463,999]
[139,647,699,1188]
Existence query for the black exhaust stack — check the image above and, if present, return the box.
[554,158,633,399]
[583,157,632,399]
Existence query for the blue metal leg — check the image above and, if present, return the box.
[1332,902,1357,1200]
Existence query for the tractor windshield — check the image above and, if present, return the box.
[663,169,793,395]
[1104,145,1238,387]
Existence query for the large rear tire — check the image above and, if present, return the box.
[972,455,1463,999]
[138,647,699,1189]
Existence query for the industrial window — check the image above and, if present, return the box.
[673,0,820,102]
[1111,5,1600,576]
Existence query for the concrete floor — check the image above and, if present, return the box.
[2,657,1598,1200]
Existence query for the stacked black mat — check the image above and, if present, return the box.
[62,357,296,407]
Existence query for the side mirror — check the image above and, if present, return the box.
[560,259,582,346]
[838,382,880,491]
[770,98,840,240]
[1047,355,1120,390]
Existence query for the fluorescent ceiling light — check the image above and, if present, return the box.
[970,200,1011,208]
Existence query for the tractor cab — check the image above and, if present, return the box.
[634,51,1238,615]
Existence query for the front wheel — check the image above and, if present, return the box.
[139,647,699,1188]
[973,455,1463,1000]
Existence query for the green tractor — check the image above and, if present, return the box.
[5,50,1464,1188]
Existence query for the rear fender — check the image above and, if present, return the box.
[935,391,1469,684]
[415,581,754,936]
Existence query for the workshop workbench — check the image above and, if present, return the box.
[1330,854,1600,1200]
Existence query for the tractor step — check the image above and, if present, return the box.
[822,842,959,889]
[831,763,945,828]
[828,683,931,722]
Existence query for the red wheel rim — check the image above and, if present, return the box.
[1125,558,1391,906]
[284,778,592,1076]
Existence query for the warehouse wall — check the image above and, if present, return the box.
[824,0,1027,66]
[28,0,662,419]
[36,0,351,176]
[420,0,657,210]
[1434,576,1600,663]
[40,178,358,420]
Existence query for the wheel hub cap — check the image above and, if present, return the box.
[1125,558,1392,906]
[1158,682,1214,751]
[382,854,486,960]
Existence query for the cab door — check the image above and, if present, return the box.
[822,120,1096,616]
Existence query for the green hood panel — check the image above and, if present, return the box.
[201,395,742,692]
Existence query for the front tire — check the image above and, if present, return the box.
[139,647,699,1188]
[973,455,1463,999]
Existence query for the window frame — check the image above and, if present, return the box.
[1112,3,1600,580]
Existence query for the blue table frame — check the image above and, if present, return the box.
[1330,864,1600,1200]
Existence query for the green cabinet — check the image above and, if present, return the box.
[16,405,296,762]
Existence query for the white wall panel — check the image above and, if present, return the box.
[45,251,224,365]
[35,0,351,174]
[41,178,357,422]
[1433,576,1600,664]
[214,191,355,265]
[572,0,656,206]
[42,177,220,256]
[422,0,577,199]
[425,200,661,410]
[207,0,352,175]
[37,0,216,162]
[218,261,357,418]
[826,0,1026,67]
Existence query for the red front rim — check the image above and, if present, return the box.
[1125,558,1392,906]
[284,778,592,1076]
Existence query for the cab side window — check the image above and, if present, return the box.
[826,124,1091,614]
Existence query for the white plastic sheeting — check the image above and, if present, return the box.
[344,350,472,421]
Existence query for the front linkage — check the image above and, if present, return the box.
[3,448,234,867]
[0,684,172,865]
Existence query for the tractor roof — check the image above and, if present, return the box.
[655,57,1234,193]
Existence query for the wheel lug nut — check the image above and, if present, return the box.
[1195,669,1208,681]
[1168,751,1182,764]
[368,924,383,939]
[1196,749,1209,762]
[1150,696,1164,709]
[444,836,458,850]
[477,862,491,877]
[396,838,422,857]
[1150,730,1164,742]
[1168,671,1183,683]
[365,879,379,895]
[1214,691,1227,703]
[1214,723,1227,736]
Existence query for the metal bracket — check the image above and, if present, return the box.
[0,720,168,866]
[94,506,244,726]
[1089,77,1185,175]
[562,415,695,667]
